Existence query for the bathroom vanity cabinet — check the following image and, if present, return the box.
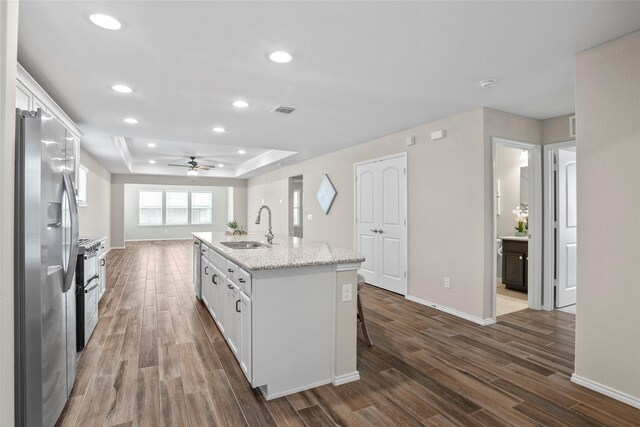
[501,238,528,292]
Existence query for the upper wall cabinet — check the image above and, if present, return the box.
[16,64,83,190]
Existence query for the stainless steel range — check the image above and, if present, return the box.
[76,237,106,351]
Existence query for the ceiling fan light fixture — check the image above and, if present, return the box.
[112,84,132,93]
[269,51,292,63]
[89,13,121,30]
[187,169,198,176]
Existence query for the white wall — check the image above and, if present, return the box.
[124,183,229,241]
[495,145,525,238]
[111,174,247,247]
[542,114,575,144]
[574,30,640,404]
[248,107,541,322]
[78,149,112,246]
[0,1,18,424]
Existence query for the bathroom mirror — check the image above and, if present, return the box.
[520,166,529,205]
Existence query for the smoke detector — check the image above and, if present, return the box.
[479,79,497,89]
[272,105,296,114]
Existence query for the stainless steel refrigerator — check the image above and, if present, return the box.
[15,108,79,427]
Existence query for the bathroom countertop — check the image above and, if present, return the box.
[193,232,365,271]
[499,235,529,242]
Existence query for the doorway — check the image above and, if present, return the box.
[543,142,577,312]
[355,153,407,295]
[492,138,542,320]
[289,176,303,238]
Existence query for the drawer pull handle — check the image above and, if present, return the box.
[227,268,234,273]
[204,266,209,275]
[228,284,234,289]
[238,278,245,283]
[212,274,217,285]
[236,300,241,313]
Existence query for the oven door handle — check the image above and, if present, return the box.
[84,274,100,293]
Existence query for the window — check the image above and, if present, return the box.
[191,192,213,224]
[166,191,189,225]
[139,191,163,225]
[293,190,301,226]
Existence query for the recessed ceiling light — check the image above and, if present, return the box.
[123,118,138,124]
[479,79,497,89]
[212,127,226,133]
[89,14,121,30]
[233,100,249,108]
[269,51,292,63]
[147,143,156,147]
[238,149,246,154]
[148,160,156,164]
[112,84,132,93]
[218,164,224,168]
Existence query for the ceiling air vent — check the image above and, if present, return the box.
[272,105,296,114]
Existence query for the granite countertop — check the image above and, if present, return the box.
[499,235,529,242]
[193,232,365,271]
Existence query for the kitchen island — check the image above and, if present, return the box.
[192,232,365,400]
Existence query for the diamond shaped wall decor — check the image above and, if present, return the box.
[316,174,337,214]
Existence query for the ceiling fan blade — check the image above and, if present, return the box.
[167,164,190,168]
[197,166,212,171]
[197,164,218,168]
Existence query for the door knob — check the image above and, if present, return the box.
[369,229,378,233]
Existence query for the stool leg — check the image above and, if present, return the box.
[357,293,373,346]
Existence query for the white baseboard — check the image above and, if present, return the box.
[406,295,495,326]
[109,246,125,250]
[260,379,332,401]
[332,371,360,386]
[571,374,640,409]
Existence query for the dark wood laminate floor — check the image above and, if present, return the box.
[56,240,640,427]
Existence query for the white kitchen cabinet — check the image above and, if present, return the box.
[201,257,213,310]
[16,64,82,187]
[225,280,241,358]
[239,290,252,382]
[98,253,107,300]
[213,265,227,336]
[16,80,31,111]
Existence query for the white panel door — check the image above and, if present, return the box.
[556,149,577,307]
[356,166,378,284]
[356,155,407,295]
[378,158,406,294]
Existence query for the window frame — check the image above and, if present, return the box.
[165,190,190,225]
[138,190,164,226]
[191,191,214,225]
[137,189,216,226]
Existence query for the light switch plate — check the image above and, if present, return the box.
[342,284,353,302]
[307,214,313,221]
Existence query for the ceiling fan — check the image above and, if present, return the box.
[168,156,217,175]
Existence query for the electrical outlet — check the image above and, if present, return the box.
[342,284,353,302]
[307,214,313,221]
[444,277,451,288]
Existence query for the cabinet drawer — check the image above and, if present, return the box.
[208,248,228,272]
[225,259,239,281]
[225,260,252,295]
[236,268,252,295]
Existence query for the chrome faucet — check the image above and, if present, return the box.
[255,205,274,244]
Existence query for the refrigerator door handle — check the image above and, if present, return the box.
[63,172,79,293]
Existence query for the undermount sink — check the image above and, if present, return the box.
[220,241,269,249]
